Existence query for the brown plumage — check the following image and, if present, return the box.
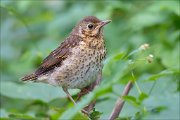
[22,34,83,81]
[21,73,37,81]
[22,16,111,113]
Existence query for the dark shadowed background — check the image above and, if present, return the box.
[0,0,179,119]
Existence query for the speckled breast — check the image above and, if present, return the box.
[50,40,106,89]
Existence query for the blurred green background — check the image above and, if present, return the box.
[0,0,179,120]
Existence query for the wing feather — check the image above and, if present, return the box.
[35,35,82,76]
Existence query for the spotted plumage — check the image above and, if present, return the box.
[22,16,111,108]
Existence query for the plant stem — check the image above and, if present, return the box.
[108,80,133,120]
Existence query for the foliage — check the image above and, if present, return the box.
[0,0,179,120]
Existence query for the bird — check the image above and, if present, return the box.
[21,16,111,109]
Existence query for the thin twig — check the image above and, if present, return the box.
[109,80,133,120]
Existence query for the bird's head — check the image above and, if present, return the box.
[72,16,111,38]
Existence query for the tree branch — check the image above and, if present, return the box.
[109,80,133,120]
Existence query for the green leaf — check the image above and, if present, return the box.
[122,96,140,107]
[0,82,79,102]
[130,12,166,30]
[151,106,168,114]
[89,109,102,120]
[8,113,35,119]
[138,92,149,102]
[147,70,176,81]
[73,113,89,120]
[113,52,126,61]
[59,92,94,119]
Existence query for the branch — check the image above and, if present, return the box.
[109,80,133,120]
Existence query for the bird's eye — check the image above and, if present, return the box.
[87,24,94,29]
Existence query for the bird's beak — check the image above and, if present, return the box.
[99,20,112,27]
[93,20,111,35]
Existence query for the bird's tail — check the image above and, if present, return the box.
[21,73,37,81]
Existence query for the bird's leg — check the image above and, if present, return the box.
[76,87,90,102]
[76,72,102,113]
[62,87,89,115]
[63,87,76,105]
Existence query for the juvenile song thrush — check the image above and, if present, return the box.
[22,16,111,107]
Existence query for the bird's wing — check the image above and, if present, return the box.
[35,35,82,76]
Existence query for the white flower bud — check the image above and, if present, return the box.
[146,54,154,63]
[139,43,149,51]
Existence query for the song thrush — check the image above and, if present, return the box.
[22,16,111,107]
